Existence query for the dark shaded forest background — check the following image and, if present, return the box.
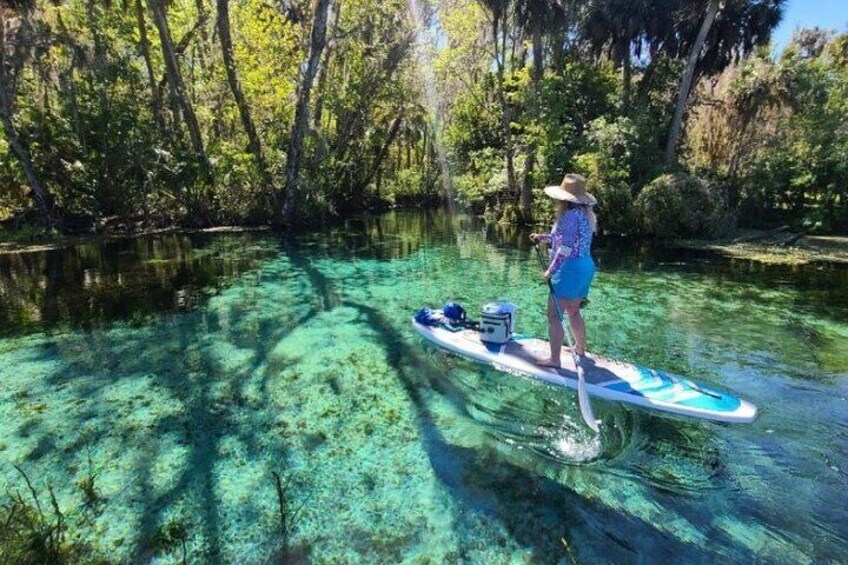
[1,0,846,236]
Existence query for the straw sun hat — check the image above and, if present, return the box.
[543,173,597,206]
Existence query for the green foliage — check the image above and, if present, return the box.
[571,117,641,234]
[380,168,439,206]
[592,183,636,236]
[0,224,60,244]
[731,34,848,232]
[0,0,425,228]
[574,116,635,187]
[628,56,683,184]
[538,62,618,181]
[444,77,504,162]
[208,141,275,223]
[1,0,836,236]
[635,173,734,238]
[452,148,507,212]
[0,139,27,218]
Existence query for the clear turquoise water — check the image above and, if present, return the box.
[1,212,847,563]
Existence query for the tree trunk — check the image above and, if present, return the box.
[312,2,340,131]
[520,16,544,217]
[216,0,272,191]
[664,0,720,168]
[331,39,412,173]
[135,0,165,131]
[622,38,632,113]
[0,8,58,226]
[194,0,209,44]
[360,112,403,192]
[147,0,210,177]
[492,13,516,202]
[551,27,567,73]
[0,95,55,222]
[281,0,332,223]
[86,0,116,205]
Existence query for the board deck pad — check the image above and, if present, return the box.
[413,317,757,424]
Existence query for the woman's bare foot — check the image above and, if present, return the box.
[536,357,561,368]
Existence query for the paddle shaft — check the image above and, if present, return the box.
[536,245,721,416]
[534,245,573,345]
[534,243,599,432]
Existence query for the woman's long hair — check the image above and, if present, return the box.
[556,200,598,233]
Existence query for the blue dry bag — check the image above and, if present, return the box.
[443,302,466,322]
[414,307,443,326]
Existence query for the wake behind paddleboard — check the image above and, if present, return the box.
[412,315,757,424]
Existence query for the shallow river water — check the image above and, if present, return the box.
[0,211,846,563]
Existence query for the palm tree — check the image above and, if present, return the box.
[583,0,652,111]
[515,0,560,215]
[664,0,721,167]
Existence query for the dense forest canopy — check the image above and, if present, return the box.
[0,0,846,234]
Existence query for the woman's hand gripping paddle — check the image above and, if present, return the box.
[534,243,600,433]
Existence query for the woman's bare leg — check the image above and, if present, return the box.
[544,296,565,366]
[540,296,588,367]
[562,298,586,355]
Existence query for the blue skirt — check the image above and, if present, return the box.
[551,256,595,299]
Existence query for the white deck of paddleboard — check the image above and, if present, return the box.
[412,319,757,424]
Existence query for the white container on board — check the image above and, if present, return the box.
[479,301,516,344]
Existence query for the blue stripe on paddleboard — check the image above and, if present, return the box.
[678,389,741,412]
[605,366,672,395]
[606,366,741,413]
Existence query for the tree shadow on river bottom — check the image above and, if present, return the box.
[3,232,842,563]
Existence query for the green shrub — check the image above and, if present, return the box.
[635,173,734,238]
[592,183,636,236]
[538,62,618,181]
[574,117,635,188]
[381,169,426,205]
[635,176,685,238]
[453,148,507,212]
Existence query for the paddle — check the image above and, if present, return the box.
[534,243,600,433]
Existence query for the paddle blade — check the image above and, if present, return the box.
[577,370,600,433]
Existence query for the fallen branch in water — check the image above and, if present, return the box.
[272,470,312,559]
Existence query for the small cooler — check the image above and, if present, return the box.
[479,302,517,344]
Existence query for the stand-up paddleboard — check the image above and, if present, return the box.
[412,312,757,424]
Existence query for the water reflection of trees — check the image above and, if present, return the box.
[0,234,276,335]
[3,212,847,338]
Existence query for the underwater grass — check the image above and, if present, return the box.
[0,214,846,562]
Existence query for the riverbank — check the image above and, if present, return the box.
[678,229,848,265]
[0,225,271,256]
[5,220,848,266]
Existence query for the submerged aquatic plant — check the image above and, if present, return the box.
[75,448,100,510]
[0,465,93,564]
[146,518,189,565]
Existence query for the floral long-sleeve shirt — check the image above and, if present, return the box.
[540,209,593,275]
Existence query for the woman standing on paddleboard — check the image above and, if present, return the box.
[529,173,598,368]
